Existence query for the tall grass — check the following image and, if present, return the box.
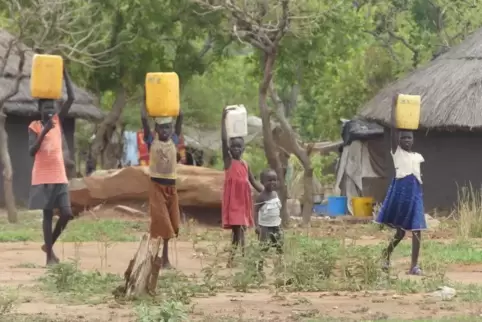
[456,184,482,238]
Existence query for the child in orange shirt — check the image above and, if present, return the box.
[28,66,75,266]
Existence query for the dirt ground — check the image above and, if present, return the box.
[2,237,482,321]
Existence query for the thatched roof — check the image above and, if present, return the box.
[359,28,482,130]
[0,30,103,121]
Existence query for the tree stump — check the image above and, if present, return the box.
[123,233,162,298]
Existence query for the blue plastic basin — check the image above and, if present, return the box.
[327,196,347,216]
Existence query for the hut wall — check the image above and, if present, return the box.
[363,129,482,212]
[415,130,482,212]
[0,115,75,207]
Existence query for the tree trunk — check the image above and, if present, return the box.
[0,111,17,223]
[301,167,313,226]
[91,86,127,168]
[123,233,162,298]
[259,52,289,226]
[268,82,313,227]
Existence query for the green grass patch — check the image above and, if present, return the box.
[38,262,122,304]
[393,240,482,264]
[0,211,146,242]
[61,217,145,242]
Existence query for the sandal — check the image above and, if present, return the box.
[408,266,422,275]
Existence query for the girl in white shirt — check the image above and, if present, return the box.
[375,124,426,276]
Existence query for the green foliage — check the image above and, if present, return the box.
[243,145,268,178]
[39,262,122,301]
[5,0,482,162]
[277,0,482,140]
[289,153,337,187]
[136,301,188,322]
[181,55,258,128]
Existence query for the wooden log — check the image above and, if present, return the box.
[123,233,162,298]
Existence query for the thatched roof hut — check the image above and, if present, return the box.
[359,28,482,130]
[0,29,103,121]
[346,27,482,212]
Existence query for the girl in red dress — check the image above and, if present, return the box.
[221,108,263,267]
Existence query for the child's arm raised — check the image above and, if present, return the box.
[61,131,75,175]
[141,87,152,150]
[174,111,183,137]
[254,193,265,232]
[58,66,75,120]
[390,94,399,154]
[247,165,263,192]
[221,108,231,169]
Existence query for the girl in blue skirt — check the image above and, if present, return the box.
[375,104,426,275]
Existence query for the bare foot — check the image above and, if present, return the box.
[46,257,59,266]
[41,245,59,263]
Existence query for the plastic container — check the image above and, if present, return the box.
[145,72,180,117]
[395,94,421,130]
[30,54,64,99]
[225,105,248,138]
[351,197,374,217]
[327,196,347,216]
[312,203,328,216]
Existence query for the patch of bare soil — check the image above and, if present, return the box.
[0,209,481,322]
[190,291,482,321]
[1,240,482,321]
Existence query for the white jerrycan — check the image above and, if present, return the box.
[225,105,248,138]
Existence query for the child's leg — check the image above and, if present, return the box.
[257,226,270,271]
[160,239,172,268]
[410,230,422,274]
[52,206,72,244]
[382,228,406,264]
[41,186,71,263]
[228,226,241,267]
[239,226,246,257]
[154,185,180,269]
[272,227,283,255]
[42,209,57,265]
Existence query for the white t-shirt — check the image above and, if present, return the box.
[391,147,424,184]
[257,193,282,227]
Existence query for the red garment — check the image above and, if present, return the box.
[177,134,187,164]
[222,160,253,228]
[137,131,149,165]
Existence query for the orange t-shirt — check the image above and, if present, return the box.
[28,114,68,185]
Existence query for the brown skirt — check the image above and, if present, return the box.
[149,180,180,239]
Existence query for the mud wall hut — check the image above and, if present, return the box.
[358,27,482,212]
[0,30,103,206]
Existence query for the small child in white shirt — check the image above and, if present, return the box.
[255,169,283,271]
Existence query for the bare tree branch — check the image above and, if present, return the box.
[268,81,308,165]
[4,0,136,68]
[194,0,290,54]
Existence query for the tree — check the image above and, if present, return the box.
[0,0,124,221]
[0,37,25,223]
[193,0,334,226]
[2,0,120,67]
[79,0,229,168]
